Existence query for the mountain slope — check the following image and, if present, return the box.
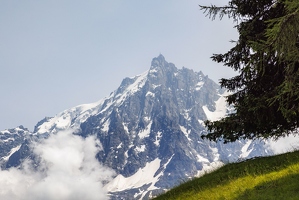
[153,150,299,200]
[0,55,273,199]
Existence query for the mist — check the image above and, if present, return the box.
[0,130,115,200]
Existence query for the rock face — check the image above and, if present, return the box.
[0,55,272,199]
[0,126,31,169]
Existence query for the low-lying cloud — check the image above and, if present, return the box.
[0,130,115,200]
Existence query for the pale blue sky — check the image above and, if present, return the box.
[0,0,237,131]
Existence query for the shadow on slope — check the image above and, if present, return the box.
[238,173,299,200]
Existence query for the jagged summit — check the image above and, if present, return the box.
[150,54,176,72]
[152,54,165,64]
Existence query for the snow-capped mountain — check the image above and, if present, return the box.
[0,55,273,199]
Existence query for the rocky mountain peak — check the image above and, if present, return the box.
[0,55,274,200]
[151,54,165,66]
[150,54,176,73]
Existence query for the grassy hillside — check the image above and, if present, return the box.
[153,150,299,200]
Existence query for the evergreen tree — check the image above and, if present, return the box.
[200,0,299,143]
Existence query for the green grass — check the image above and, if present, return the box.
[153,150,299,200]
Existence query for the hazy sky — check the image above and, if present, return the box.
[0,0,238,131]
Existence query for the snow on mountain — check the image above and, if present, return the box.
[2,145,22,161]
[202,90,230,122]
[106,158,162,192]
[34,100,105,135]
[0,126,31,168]
[0,54,292,200]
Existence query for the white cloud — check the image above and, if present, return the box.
[0,130,115,200]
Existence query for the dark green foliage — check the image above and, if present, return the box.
[200,0,299,143]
